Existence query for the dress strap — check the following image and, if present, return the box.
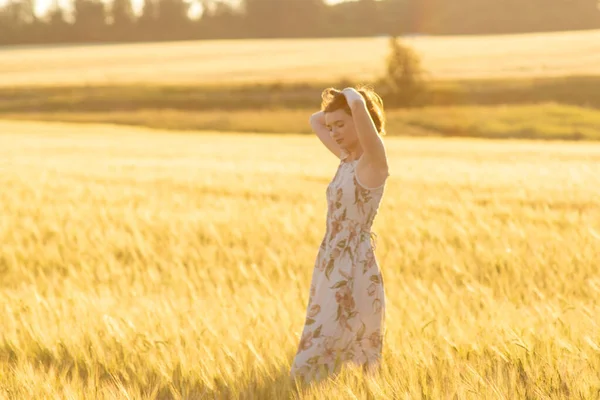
[339,148,350,161]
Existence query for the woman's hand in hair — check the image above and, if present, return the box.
[342,88,365,107]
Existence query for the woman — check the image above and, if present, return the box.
[290,86,390,384]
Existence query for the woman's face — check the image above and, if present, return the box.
[325,109,358,150]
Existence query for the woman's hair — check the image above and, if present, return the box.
[320,85,386,135]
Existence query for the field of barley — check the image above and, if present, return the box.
[1,29,600,87]
[1,119,599,399]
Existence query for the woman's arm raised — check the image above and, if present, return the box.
[310,110,342,159]
[342,88,388,172]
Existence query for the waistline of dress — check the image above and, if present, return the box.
[326,224,379,251]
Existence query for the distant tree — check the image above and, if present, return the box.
[46,1,69,25]
[243,0,326,38]
[73,0,107,40]
[45,1,71,42]
[200,1,243,38]
[110,0,135,28]
[138,0,158,26]
[1,0,600,46]
[378,36,428,107]
[0,0,39,44]
[9,0,35,24]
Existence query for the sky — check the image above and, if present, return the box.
[9,0,351,20]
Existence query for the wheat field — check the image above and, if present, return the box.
[1,29,600,87]
[1,119,600,399]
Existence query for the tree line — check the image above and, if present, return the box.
[1,0,600,45]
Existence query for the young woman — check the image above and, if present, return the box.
[290,86,390,383]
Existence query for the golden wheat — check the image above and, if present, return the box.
[1,29,600,87]
[1,119,599,399]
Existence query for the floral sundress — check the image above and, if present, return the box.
[290,151,389,383]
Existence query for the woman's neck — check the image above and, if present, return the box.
[343,145,363,162]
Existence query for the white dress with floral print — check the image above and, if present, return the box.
[290,151,388,383]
